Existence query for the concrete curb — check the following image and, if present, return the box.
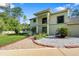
[30,37,79,48]
[64,45,79,48]
[31,38,55,48]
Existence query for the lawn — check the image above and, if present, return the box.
[0,34,27,46]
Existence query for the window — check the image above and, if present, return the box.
[31,27,36,34]
[33,19,36,22]
[42,27,47,33]
[42,18,47,24]
[57,15,64,24]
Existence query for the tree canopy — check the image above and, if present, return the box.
[71,9,79,16]
[0,5,28,34]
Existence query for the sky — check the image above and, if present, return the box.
[1,3,79,24]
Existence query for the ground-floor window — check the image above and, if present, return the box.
[31,27,36,34]
[42,27,47,33]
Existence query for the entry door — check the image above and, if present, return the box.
[42,27,47,33]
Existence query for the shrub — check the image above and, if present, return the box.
[56,28,68,38]
[14,29,19,34]
[34,33,47,40]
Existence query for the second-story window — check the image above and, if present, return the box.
[57,15,64,24]
[42,18,47,24]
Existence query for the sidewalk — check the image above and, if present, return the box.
[0,48,79,56]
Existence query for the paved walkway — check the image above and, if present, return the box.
[0,48,79,56]
[0,37,45,50]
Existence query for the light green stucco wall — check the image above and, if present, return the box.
[49,11,69,35]
[30,10,79,37]
[68,25,79,37]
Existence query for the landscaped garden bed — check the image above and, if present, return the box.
[33,33,47,40]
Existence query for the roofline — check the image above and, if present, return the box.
[34,9,68,16]
[34,8,52,16]
[30,9,68,20]
[29,17,36,20]
[51,9,68,15]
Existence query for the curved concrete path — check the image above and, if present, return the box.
[0,37,45,50]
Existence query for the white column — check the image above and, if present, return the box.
[36,17,38,33]
[47,13,50,35]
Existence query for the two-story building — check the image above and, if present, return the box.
[30,8,79,37]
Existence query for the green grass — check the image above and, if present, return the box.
[0,34,27,46]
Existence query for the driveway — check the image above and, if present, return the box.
[35,36,79,48]
[0,37,45,50]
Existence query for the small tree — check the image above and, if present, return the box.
[9,17,21,34]
[11,7,23,19]
[0,18,4,33]
[56,28,68,38]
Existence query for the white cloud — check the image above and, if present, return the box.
[54,7,66,12]
[74,3,79,6]
[0,9,4,12]
[54,3,79,12]
[0,3,7,7]
[65,4,71,7]
[0,3,15,8]
[0,3,10,7]
[10,4,15,8]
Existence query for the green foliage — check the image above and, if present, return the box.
[34,33,47,40]
[20,24,30,30]
[0,18,4,33]
[72,9,79,16]
[11,7,23,18]
[11,7,27,34]
[56,28,68,38]
[23,15,27,20]
[0,6,27,34]
[0,13,21,32]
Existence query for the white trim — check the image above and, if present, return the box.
[47,13,50,35]
[36,17,39,33]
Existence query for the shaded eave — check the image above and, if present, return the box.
[51,9,68,15]
[29,17,36,20]
[34,9,68,16]
[30,9,68,20]
[34,8,52,16]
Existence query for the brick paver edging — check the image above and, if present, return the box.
[31,38,55,48]
[64,45,79,48]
